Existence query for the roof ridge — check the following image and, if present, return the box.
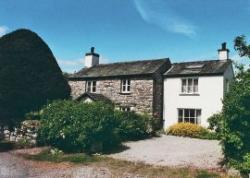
[95,58,169,67]
[172,59,230,65]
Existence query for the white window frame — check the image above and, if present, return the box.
[121,79,131,93]
[181,78,199,94]
[178,108,201,124]
[86,81,96,93]
[119,106,131,112]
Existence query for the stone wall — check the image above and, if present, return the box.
[69,78,154,114]
[152,62,170,121]
[68,80,86,99]
[2,120,40,145]
[98,78,154,114]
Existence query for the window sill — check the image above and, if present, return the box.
[86,91,96,93]
[179,93,200,96]
[119,92,131,95]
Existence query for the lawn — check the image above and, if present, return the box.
[21,149,229,178]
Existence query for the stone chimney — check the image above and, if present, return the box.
[85,47,99,68]
[218,42,229,60]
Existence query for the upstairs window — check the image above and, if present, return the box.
[178,109,201,124]
[86,81,96,93]
[181,78,198,94]
[121,79,131,93]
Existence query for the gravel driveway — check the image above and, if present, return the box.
[0,150,113,178]
[0,136,223,177]
[0,152,29,178]
[109,135,223,169]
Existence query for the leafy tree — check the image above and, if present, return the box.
[221,36,250,174]
[0,29,71,127]
[234,35,250,58]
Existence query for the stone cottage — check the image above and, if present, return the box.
[68,43,234,129]
[68,47,171,122]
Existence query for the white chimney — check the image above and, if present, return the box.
[85,47,99,68]
[218,42,229,60]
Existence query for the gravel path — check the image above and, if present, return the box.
[0,136,223,177]
[109,135,223,169]
[0,150,113,178]
[0,152,29,178]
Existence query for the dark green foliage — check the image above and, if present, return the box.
[207,113,224,137]
[25,111,42,120]
[222,70,250,173]
[234,35,250,58]
[221,35,250,173]
[38,100,121,153]
[0,29,71,127]
[38,100,154,153]
[25,149,96,164]
[115,111,150,141]
[196,170,219,178]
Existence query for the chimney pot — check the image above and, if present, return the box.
[222,42,226,50]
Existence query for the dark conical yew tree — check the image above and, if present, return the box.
[0,29,71,127]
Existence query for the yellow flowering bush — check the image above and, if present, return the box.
[166,123,210,138]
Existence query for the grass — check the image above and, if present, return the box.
[23,149,227,178]
[24,149,97,164]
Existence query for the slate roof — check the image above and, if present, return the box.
[76,92,111,103]
[69,58,170,79]
[164,59,232,77]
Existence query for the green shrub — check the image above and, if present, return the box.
[222,69,250,173]
[115,111,150,141]
[167,123,217,139]
[16,138,32,149]
[230,153,250,174]
[38,100,120,153]
[208,113,224,134]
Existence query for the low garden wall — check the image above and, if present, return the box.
[1,120,40,145]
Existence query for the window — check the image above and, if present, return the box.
[120,106,131,112]
[121,79,131,93]
[178,109,201,124]
[181,78,198,94]
[86,81,97,93]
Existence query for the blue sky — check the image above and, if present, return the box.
[0,0,250,72]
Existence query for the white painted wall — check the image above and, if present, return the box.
[163,66,234,129]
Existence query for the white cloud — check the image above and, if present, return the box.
[0,26,8,37]
[99,55,110,64]
[57,58,84,73]
[230,53,250,66]
[57,56,110,73]
[133,0,197,37]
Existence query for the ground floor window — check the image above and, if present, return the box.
[178,108,201,124]
[119,106,131,112]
